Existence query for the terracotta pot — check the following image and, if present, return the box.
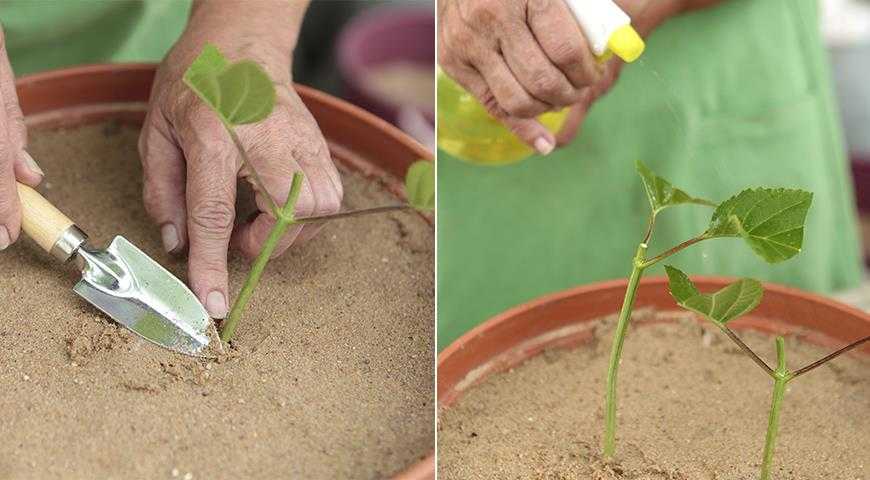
[438,275,870,442]
[14,63,434,480]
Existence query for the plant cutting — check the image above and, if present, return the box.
[437,275,869,479]
[664,266,870,480]
[4,64,434,480]
[183,44,435,343]
[602,160,813,457]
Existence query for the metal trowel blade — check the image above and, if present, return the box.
[72,236,210,356]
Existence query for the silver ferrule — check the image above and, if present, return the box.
[50,225,88,263]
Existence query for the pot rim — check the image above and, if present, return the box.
[438,275,870,419]
[14,62,434,480]
[16,62,432,162]
[439,275,870,371]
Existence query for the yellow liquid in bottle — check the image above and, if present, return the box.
[437,69,568,166]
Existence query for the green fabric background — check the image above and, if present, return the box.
[1,0,190,75]
[437,0,863,350]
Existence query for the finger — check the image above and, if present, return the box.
[0,31,38,185]
[276,94,342,245]
[0,29,23,250]
[174,102,239,319]
[13,152,42,187]
[593,59,624,98]
[445,48,549,119]
[555,99,590,147]
[0,32,37,187]
[439,4,549,118]
[0,127,19,250]
[232,160,305,261]
[139,108,188,254]
[554,58,622,148]
[498,17,583,107]
[448,64,555,155]
[502,116,557,155]
[232,93,343,258]
[527,0,602,89]
[553,60,620,149]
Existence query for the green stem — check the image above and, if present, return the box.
[640,234,707,269]
[791,334,869,379]
[603,243,648,458]
[295,204,413,224]
[226,125,280,217]
[642,212,657,245]
[719,325,775,378]
[220,172,305,343]
[760,337,791,480]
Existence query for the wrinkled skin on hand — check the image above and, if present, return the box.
[0,26,43,251]
[138,4,342,318]
[437,0,718,152]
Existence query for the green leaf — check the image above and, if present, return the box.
[405,160,434,211]
[636,160,716,213]
[184,44,228,83]
[665,265,699,304]
[665,265,763,324]
[705,188,812,263]
[183,44,276,126]
[183,44,227,110]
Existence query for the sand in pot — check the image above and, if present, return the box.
[439,312,869,480]
[0,122,434,479]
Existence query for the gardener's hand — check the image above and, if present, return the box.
[437,0,716,151]
[0,28,42,251]
[139,1,342,319]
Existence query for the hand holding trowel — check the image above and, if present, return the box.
[15,172,210,356]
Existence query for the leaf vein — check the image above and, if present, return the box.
[747,199,809,234]
[760,237,801,251]
[718,283,743,322]
[225,65,251,122]
[735,194,769,225]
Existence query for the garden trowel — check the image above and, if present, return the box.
[15,181,210,356]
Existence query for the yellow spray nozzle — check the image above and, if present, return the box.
[607,25,645,63]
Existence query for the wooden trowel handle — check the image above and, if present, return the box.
[17,182,79,255]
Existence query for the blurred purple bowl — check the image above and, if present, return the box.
[336,5,435,133]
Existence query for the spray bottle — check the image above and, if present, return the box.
[437,0,646,165]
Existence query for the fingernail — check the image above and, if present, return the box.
[534,136,555,155]
[205,291,228,319]
[21,151,44,177]
[0,226,9,251]
[160,224,179,253]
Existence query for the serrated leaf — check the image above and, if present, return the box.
[636,160,716,213]
[665,265,763,324]
[705,188,812,263]
[405,160,434,211]
[183,44,276,126]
